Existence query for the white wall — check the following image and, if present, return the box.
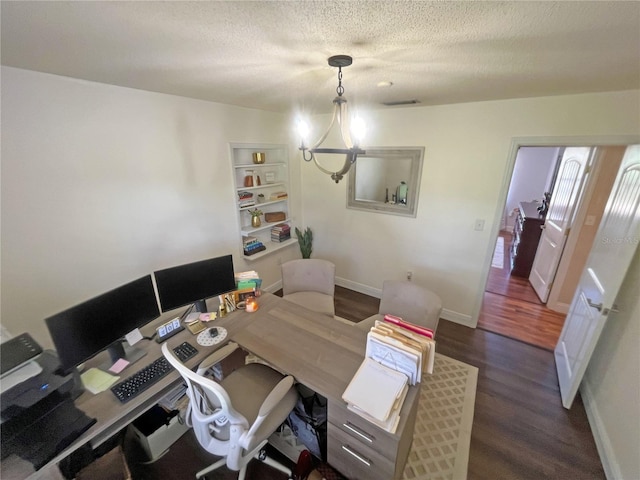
[583,246,640,480]
[301,90,640,326]
[0,67,302,348]
[503,146,559,230]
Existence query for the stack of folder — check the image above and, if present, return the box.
[342,314,436,433]
[367,314,436,382]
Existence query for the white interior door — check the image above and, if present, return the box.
[555,145,640,409]
[529,147,593,302]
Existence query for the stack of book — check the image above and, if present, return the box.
[270,223,291,242]
[342,314,436,433]
[242,236,266,256]
[269,191,288,201]
[235,270,262,290]
[238,191,255,208]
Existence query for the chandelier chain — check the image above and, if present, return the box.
[336,67,344,97]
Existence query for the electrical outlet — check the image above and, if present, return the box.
[407,271,412,281]
[474,219,485,231]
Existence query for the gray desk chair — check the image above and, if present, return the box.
[281,259,336,318]
[355,280,442,334]
[161,342,297,480]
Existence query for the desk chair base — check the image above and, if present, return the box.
[195,440,293,480]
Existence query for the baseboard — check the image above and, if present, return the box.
[269,278,474,328]
[262,279,282,293]
[441,308,474,327]
[546,300,570,315]
[335,277,382,298]
[581,379,620,480]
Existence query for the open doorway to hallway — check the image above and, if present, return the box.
[478,146,568,350]
[479,141,632,351]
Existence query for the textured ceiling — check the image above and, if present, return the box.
[1,1,639,113]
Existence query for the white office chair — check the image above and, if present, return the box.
[161,342,298,480]
[355,280,442,334]
[281,259,336,317]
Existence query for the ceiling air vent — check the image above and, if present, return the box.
[382,99,420,106]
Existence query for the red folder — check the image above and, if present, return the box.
[383,314,434,339]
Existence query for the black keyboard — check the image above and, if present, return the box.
[110,342,198,403]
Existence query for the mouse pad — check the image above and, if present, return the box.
[196,327,227,347]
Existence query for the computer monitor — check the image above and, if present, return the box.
[154,254,236,314]
[45,275,160,374]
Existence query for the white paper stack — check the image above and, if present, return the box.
[342,358,409,433]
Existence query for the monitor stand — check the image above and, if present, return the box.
[98,340,147,372]
[192,298,207,313]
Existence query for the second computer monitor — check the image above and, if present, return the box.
[153,254,236,313]
[45,275,161,374]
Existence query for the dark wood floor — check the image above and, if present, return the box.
[128,286,604,480]
[480,232,567,351]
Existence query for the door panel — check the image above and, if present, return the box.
[530,147,592,302]
[555,145,640,408]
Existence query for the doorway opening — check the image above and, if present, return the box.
[479,141,631,350]
[480,147,566,350]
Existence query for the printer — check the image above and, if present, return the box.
[1,333,95,470]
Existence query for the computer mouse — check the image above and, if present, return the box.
[209,327,219,338]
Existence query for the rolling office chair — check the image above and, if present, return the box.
[281,259,336,317]
[161,342,298,480]
[355,280,442,334]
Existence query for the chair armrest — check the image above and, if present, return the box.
[196,342,239,376]
[258,375,295,417]
[243,375,295,444]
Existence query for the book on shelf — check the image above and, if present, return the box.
[243,244,266,256]
[269,191,288,201]
[242,236,265,255]
[270,223,290,232]
[270,223,291,242]
[242,235,257,245]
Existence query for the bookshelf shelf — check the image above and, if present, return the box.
[230,143,296,261]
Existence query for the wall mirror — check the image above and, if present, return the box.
[347,147,424,217]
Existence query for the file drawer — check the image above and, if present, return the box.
[328,422,395,480]
[328,399,398,454]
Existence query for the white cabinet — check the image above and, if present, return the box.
[229,143,297,261]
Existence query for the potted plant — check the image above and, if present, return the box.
[295,226,313,258]
[248,208,263,228]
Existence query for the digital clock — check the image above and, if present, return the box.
[155,317,185,343]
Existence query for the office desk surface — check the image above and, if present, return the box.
[3,293,418,480]
[229,293,367,401]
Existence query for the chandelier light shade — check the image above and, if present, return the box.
[298,55,366,183]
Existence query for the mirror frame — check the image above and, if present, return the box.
[347,147,424,217]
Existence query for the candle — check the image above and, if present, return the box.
[245,296,258,313]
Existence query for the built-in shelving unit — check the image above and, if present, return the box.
[230,143,297,261]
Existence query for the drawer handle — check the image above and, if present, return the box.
[341,445,371,467]
[342,422,374,443]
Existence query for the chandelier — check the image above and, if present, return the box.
[298,55,366,184]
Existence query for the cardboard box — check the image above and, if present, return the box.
[129,406,189,461]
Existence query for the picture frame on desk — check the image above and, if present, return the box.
[233,288,256,303]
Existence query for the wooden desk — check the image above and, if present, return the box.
[3,293,418,480]
[228,294,420,480]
